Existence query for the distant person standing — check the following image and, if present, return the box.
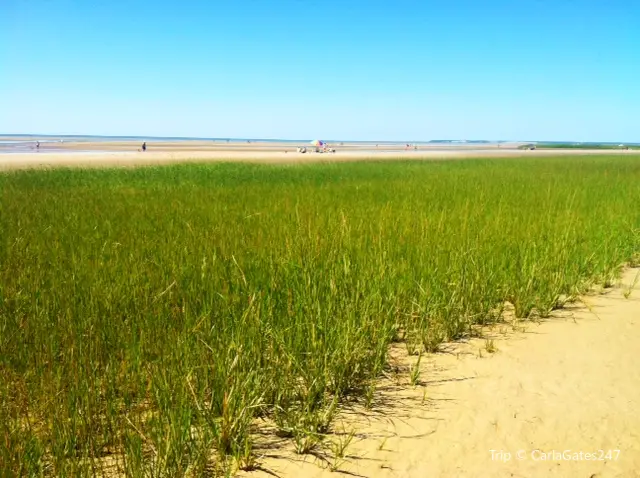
[36,141,40,151]
[141,142,147,152]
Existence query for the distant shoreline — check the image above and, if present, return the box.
[0,134,508,145]
[1,136,638,162]
[0,133,640,146]
[0,137,523,156]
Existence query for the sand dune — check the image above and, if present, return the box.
[243,268,640,478]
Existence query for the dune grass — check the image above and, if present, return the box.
[1,156,639,476]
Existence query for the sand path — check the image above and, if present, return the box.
[245,268,640,478]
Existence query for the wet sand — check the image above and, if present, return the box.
[1,140,638,171]
[243,268,640,478]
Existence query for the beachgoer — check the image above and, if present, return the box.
[142,142,147,152]
[36,141,40,151]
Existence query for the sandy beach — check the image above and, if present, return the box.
[241,268,640,478]
[1,139,639,170]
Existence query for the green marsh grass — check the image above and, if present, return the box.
[1,156,639,476]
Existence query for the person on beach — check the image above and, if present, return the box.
[141,142,147,152]
[36,141,40,151]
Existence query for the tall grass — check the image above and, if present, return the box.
[1,156,639,476]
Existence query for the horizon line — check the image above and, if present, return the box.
[2,133,639,145]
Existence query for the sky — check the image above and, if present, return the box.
[1,0,638,142]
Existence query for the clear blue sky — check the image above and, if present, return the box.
[1,0,638,141]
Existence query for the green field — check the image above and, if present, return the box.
[2,157,640,476]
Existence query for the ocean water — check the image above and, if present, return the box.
[0,134,505,144]
[1,135,316,144]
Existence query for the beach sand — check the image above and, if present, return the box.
[241,268,640,478]
[1,140,638,170]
